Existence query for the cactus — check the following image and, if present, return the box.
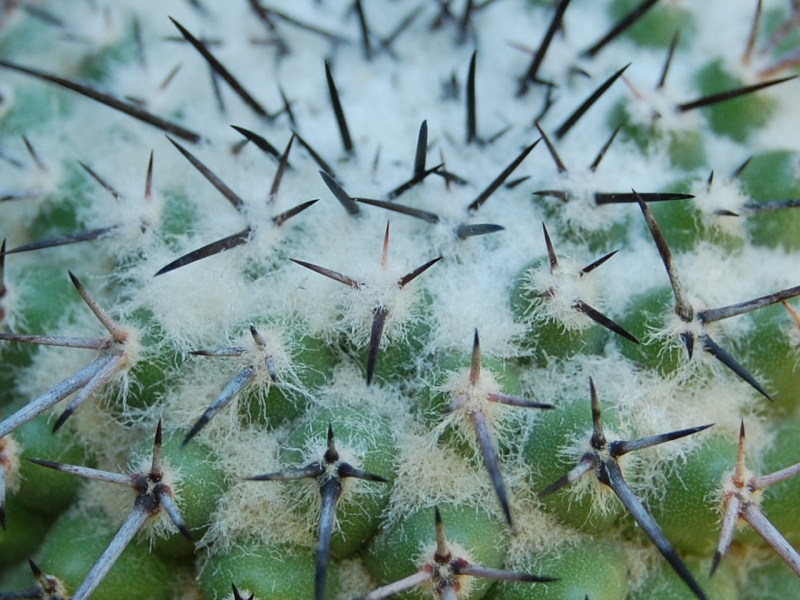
[1,1,800,599]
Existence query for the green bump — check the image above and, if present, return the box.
[738,150,800,251]
[609,99,707,171]
[488,538,628,600]
[523,397,624,533]
[734,303,800,412]
[0,85,73,136]
[759,419,800,547]
[119,309,185,413]
[695,60,776,143]
[635,555,737,600]
[0,264,80,397]
[37,512,179,600]
[365,504,507,600]
[618,286,682,375]
[159,189,199,248]
[199,542,336,600]
[510,256,608,366]
[741,557,800,600]
[0,494,51,568]
[651,177,745,253]
[282,407,396,559]
[645,435,737,554]
[417,350,523,432]
[24,162,95,244]
[12,408,95,514]
[240,325,339,429]
[76,22,138,83]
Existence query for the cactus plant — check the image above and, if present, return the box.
[1,1,800,599]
